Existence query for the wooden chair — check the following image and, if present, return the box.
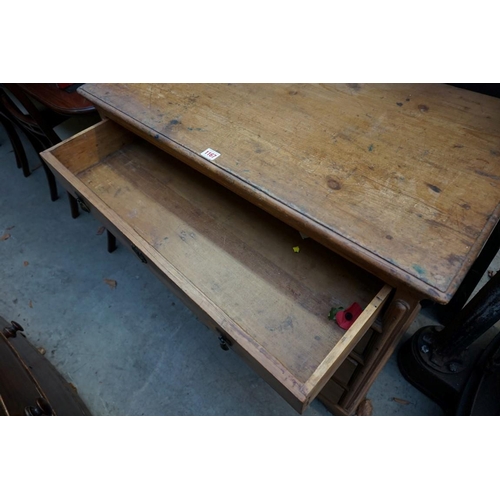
[0,84,64,201]
[0,95,30,178]
[0,84,117,253]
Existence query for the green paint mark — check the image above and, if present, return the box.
[368,144,374,152]
[413,264,426,276]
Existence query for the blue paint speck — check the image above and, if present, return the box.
[413,264,426,276]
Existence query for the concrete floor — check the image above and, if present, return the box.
[1,117,495,416]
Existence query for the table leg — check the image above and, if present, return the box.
[320,288,421,415]
[42,164,59,202]
[0,113,30,177]
[107,230,117,253]
[68,192,79,219]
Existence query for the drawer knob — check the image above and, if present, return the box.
[131,245,148,264]
[3,320,24,338]
[218,335,232,351]
[76,195,90,213]
[25,398,53,416]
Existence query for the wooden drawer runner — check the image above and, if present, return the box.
[41,119,392,414]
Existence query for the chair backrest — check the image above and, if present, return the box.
[0,84,61,148]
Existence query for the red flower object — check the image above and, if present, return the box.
[335,302,363,330]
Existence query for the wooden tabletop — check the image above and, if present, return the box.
[79,83,500,303]
[19,84,95,115]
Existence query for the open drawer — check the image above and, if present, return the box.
[41,119,392,414]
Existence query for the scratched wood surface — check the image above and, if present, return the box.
[79,83,500,303]
[43,120,385,388]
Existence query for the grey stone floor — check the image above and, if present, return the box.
[1,118,495,416]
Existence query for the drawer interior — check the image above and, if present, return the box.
[42,119,391,413]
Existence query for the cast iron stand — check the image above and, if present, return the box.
[398,269,500,414]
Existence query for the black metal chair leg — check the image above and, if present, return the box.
[107,230,117,253]
[42,163,58,201]
[0,113,30,177]
[68,192,79,219]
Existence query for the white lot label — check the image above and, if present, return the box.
[200,148,221,161]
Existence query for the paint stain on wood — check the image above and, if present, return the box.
[368,144,374,152]
[268,315,295,333]
[326,177,341,190]
[347,83,361,91]
[413,264,426,276]
[447,254,463,266]
[426,183,441,193]
[418,104,429,112]
[169,119,180,126]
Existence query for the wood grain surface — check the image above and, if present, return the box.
[79,83,500,303]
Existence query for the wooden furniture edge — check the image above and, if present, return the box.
[302,284,392,408]
[78,89,455,304]
[0,394,8,415]
[42,117,110,153]
[0,317,90,416]
[341,289,422,412]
